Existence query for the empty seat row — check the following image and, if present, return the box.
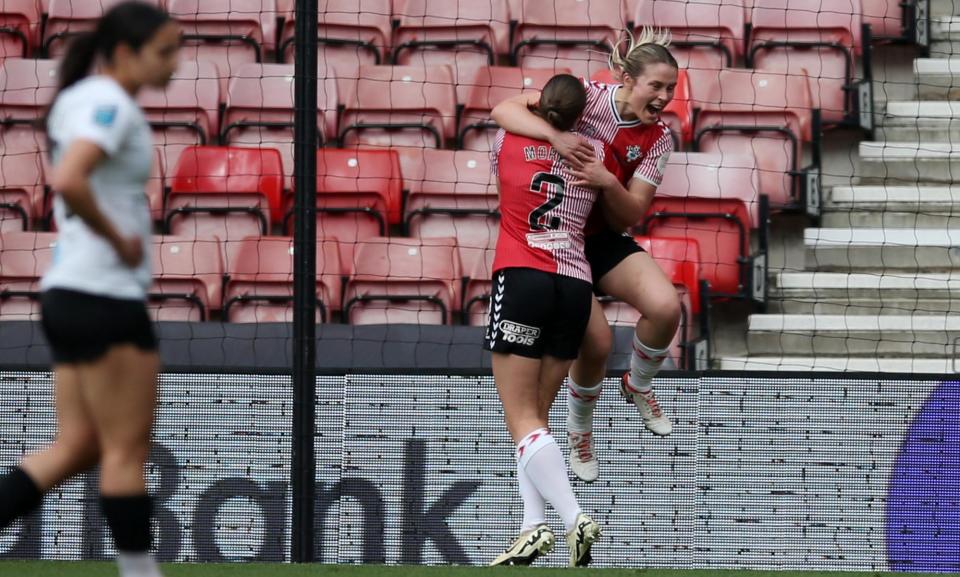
[0,229,707,366]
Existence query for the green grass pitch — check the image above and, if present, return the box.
[0,563,949,577]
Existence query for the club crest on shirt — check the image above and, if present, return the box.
[626,145,643,163]
[93,105,118,127]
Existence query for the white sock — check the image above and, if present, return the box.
[516,428,582,532]
[517,462,546,532]
[566,377,602,433]
[117,552,163,577]
[628,333,669,395]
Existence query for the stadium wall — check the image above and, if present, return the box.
[0,371,957,571]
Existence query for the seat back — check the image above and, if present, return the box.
[0,58,58,121]
[150,235,224,321]
[633,0,744,70]
[138,60,221,177]
[694,68,812,206]
[340,65,457,148]
[345,236,461,325]
[282,0,392,65]
[223,235,342,322]
[513,0,626,79]
[0,127,46,228]
[0,231,56,320]
[393,0,511,77]
[44,0,159,55]
[750,0,861,123]
[168,146,283,237]
[167,0,273,92]
[0,0,40,58]
[459,65,566,150]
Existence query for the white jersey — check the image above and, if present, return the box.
[42,75,154,300]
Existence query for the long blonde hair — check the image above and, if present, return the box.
[608,27,677,80]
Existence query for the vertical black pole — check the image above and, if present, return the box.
[291,0,318,563]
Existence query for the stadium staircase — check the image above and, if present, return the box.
[722,0,960,373]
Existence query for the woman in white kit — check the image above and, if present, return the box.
[0,3,179,577]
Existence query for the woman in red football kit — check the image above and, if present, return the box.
[487,74,620,568]
[491,28,682,483]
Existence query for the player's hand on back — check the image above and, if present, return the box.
[571,156,618,191]
[549,132,595,169]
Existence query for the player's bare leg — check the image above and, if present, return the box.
[492,353,590,565]
[0,366,100,532]
[600,251,680,436]
[80,345,163,577]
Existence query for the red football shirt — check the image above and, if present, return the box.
[576,79,674,234]
[490,129,620,283]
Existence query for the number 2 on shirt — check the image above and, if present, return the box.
[528,172,565,231]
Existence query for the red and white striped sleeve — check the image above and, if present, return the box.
[632,127,674,187]
[490,128,506,178]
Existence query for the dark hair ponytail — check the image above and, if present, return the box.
[529,74,588,132]
[55,1,171,94]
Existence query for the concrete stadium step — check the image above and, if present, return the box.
[931,16,960,56]
[772,271,960,315]
[719,356,956,373]
[858,141,960,183]
[915,58,960,100]
[876,101,960,141]
[823,185,960,227]
[745,314,960,357]
[931,0,959,17]
[804,227,960,270]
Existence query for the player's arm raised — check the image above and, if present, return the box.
[491,92,595,167]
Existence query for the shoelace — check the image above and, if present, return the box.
[570,432,594,462]
[641,391,663,418]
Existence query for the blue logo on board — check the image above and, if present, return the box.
[886,381,960,572]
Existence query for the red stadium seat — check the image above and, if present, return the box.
[138,60,221,182]
[43,0,162,56]
[221,63,337,190]
[0,58,57,120]
[392,0,511,85]
[222,236,343,322]
[511,0,626,80]
[748,0,867,126]
[631,0,745,70]
[167,146,284,239]
[344,236,462,325]
[0,131,45,230]
[641,152,767,306]
[0,231,55,320]
[281,0,392,66]
[397,148,499,268]
[634,235,703,315]
[458,66,567,151]
[167,0,275,92]
[0,0,39,58]
[339,65,458,148]
[462,246,495,326]
[289,148,403,265]
[149,235,224,321]
[0,59,56,225]
[694,68,818,210]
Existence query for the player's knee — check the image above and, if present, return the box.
[99,439,150,471]
[647,291,682,334]
[53,430,100,471]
